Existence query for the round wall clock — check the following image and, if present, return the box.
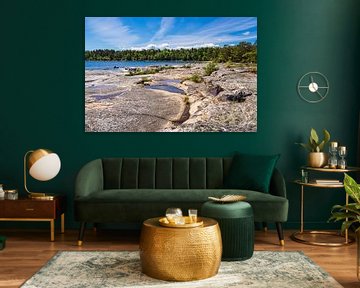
[297,72,329,103]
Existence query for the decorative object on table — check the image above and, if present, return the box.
[328,141,338,169]
[300,169,309,183]
[0,235,5,250]
[21,251,343,288]
[140,217,221,281]
[315,179,340,185]
[297,71,329,103]
[165,207,182,224]
[208,194,246,203]
[159,216,203,228]
[188,208,197,223]
[329,173,360,280]
[296,128,330,168]
[201,200,255,259]
[338,146,347,169]
[24,148,61,199]
[4,189,18,200]
[0,184,4,199]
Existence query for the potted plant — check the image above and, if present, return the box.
[296,128,330,167]
[329,173,360,279]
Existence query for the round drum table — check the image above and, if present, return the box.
[139,217,222,281]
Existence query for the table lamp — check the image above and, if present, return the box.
[24,148,61,199]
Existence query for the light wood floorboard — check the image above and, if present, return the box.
[0,229,358,288]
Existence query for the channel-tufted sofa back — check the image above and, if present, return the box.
[102,158,233,190]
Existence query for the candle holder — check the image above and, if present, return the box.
[328,142,338,169]
[337,146,347,169]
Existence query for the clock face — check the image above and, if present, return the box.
[297,72,329,103]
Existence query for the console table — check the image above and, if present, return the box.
[0,195,65,241]
[291,166,359,246]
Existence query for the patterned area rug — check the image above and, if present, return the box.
[21,251,342,288]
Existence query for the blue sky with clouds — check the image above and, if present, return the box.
[85,17,257,51]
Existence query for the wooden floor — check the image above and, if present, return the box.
[0,228,358,288]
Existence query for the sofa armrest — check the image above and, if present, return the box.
[269,168,287,198]
[75,159,104,199]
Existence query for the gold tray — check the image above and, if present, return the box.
[159,216,204,228]
[208,194,246,203]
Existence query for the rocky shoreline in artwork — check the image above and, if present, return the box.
[85,62,257,132]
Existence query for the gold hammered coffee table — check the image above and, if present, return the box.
[139,217,222,281]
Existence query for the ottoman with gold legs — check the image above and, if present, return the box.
[139,217,222,281]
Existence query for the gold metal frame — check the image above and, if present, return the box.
[24,149,54,200]
[291,230,354,247]
[292,179,355,246]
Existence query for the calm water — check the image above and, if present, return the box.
[85,60,192,70]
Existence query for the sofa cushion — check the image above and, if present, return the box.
[223,153,280,193]
[75,189,288,222]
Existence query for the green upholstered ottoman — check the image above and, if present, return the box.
[201,201,254,261]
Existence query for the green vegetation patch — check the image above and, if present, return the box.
[136,77,152,85]
[126,66,174,76]
[204,62,219,76]
[183,73,204,83]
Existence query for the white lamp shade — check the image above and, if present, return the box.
[29,153,61,181]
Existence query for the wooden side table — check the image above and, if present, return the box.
[0,195,66,241]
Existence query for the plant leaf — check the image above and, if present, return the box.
[331,203,360,215]
[323,129,330,144]
[295,142,312,152]
[341,220,358,234]
[344,173,360,204]
[329,212,357,221]
[317,140,325,152]
[308,137,316,152]
[310,128,319,144]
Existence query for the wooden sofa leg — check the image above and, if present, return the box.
[78,222,86,246]
[262,222,268,232]
[276,222,285,246]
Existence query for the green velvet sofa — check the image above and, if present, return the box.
[74,157,288,245]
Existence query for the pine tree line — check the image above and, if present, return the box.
[85,42,257,63]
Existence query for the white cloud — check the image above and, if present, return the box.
[130,42,219,51]
[151,17,175,41]
[86,17,138,49]
[86,17,257,51]
[136,17,257,50]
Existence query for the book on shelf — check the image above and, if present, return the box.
[314,179,341,184]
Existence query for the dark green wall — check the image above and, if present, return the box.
[1,0,359,230]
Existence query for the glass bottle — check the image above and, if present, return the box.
[0,184,4,199]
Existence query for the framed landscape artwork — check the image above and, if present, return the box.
[85,17,257,132]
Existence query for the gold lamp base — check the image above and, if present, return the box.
[28,192,55,200]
